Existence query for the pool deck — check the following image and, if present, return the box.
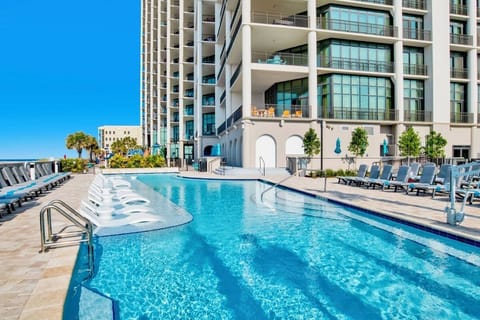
[1,171,480,319]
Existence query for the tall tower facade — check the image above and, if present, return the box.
[142,0,480,170]
[141,0,217,164]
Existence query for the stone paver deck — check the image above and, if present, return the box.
[0,173,94,320]
[1,171,479,319]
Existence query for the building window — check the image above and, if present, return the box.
[404,80,425,121]
[403,15,424,40]
[318,74,393,120]
[185,120,194,140]
[318,39,393,72]
[265,78,309,112]
[403,47,425,75]
[318,5,393,36]
[203,113,215,135]
[450,83,467,113]
[450,51,467,78]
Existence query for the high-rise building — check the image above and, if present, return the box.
[141,0,479,170]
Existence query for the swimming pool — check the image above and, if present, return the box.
[66,174,480,319]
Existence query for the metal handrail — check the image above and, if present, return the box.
[260,170,297,201]
[40,199,94,276]
[259,157,266,176]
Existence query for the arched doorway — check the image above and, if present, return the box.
[286,135,304,155]
[255,135,276,167]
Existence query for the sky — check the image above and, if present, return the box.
[0,0,140,159]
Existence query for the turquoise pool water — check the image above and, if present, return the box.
[66,174,480,319]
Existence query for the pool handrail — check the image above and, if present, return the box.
[260,170,297,201]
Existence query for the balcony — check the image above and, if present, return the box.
[402,0,426,10]
[319,57,393,73]
[251,11,308,28]
[451,112,473,123]
[358,0,393,4]
[403,27,431,41]
[450,68,468,79]
[202,94,215,106]
[184,89,194,97]
[202,34,215,42]
[321,108,397,121]
[404,110,432,122]
[202,55,215,64]
[202,75,216,84]
[253,51,308,66]
[403,64,427,76]
[450,4,468,15]
[184,105,194,116]
[317,18,397,37]
[203,15,215,23]
[450,34,473,46]
[251,104,310,118]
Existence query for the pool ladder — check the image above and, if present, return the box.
[39,200,94,276]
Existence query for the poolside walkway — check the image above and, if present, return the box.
[1,171,480,319]
[0,173,94,320]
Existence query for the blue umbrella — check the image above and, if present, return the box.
[212,143,221,156]
[152,143,160,155]
[382,139,388,156]
[334,138,342,154]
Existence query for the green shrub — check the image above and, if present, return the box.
[109,154,129,168]
[144,155,166,168]
[127,154,145,168]
[345,169,357,176]
[325,169,335,177]
[335,169,345,177]
[60,158,88,173]
[108,154,166,168]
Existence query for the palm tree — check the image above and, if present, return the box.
[85,135,99,162]
[66,131,89,158]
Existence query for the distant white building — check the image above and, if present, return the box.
[98,125,142,152]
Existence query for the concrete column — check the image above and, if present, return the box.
[308,0,317,119]
[393,0,404,122]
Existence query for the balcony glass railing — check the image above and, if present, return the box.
[202,95,215,106]
[317,17,397,37]
[402,0,426,10]
[403,64,427,76]
[404,110,432,122]
[450,4,468,15]
[320,57,393,73]
[450,68,468,79]
[184,106,194,116]
[321,108,397,121]
[253,51,308,66]
[202,75,216,84]
[450,112,473,123]
[251,12,308,28]
[251,104,310,118]
[403,27,431,41]
[450,33,473,45]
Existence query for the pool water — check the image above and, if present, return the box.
[66,174,480,319]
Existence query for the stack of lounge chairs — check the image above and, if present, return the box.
[0,162,71,216]
[78,174,163,229]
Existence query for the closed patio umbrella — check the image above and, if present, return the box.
[334,138,342,154]
[382,139,388,156]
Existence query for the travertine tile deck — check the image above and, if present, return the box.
[0,173,94,320]
[1,171,479,319]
